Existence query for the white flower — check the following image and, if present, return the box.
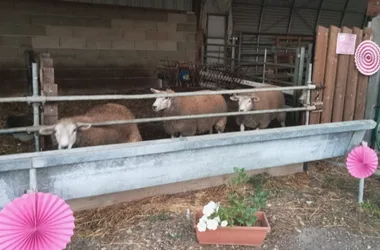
[206,218,219,230]
[197,221,207,232]
[199,215,208,224]
[221,220,228,227]
[202,201,217,217]
[215,202,220,212]
[213,216,221,223]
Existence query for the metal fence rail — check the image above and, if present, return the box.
[0,84,314,103]
[0,106,315,134]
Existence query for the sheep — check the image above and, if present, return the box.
[150,88,228,138]
[39,103,142,150]
[229,88,286,131]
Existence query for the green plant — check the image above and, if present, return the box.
[215,168,268,227]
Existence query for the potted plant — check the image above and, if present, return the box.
[193,168,271,246]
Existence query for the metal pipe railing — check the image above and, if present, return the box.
[0,106,316,135]
[29,62,39,193]
[0,84,315,103]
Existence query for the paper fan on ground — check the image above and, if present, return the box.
[346,143,378,179]
[0,192,75,250]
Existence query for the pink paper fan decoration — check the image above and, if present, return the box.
[346,145,378,179]
[0,192,75,250]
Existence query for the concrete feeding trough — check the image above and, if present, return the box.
[0,119,375,209]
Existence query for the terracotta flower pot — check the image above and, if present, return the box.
[193,210,271,246]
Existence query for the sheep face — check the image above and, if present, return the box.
[230,94,260,112]
[150,88,172,112]
[298,90,307,105]
[39,119,91,150]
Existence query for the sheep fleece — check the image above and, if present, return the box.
[162,91,227,136]
[237,90,285,129]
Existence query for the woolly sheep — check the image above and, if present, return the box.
[39,103,142,150]
[150,88,228,137]
[230,88,286,131]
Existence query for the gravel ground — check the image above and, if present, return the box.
[67,213,380,250]
[65,163,380,250]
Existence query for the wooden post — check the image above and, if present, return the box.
[354,28,373,120]
[343,27,363,121]
[332,27,352,122]
[321,26,340,124]
[310,26,329,124]
[38,53,58,151]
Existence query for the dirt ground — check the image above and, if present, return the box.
[65,161,380,250]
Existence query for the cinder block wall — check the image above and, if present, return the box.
[0,0,197,96]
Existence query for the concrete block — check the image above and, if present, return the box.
[86,39,111,49]
[167,32,186,42]
[46,26,73,37]
[111,19,134,29]
[32,36,59,49]
[123,9,167,22]
[157,22,177,33]
[72,27,122,38]
[85,18,111,28]
[167,13,187,23]
[177,23,196,32]
[111,40,134,50]
[134,40,157,51]
[187,14,197,23]
[185,32,196,41]
[0,36,32,47]
[60,37,86,49]
[99,50,125,59]
[157,41,177,51]
[145,31,168,41]
[123,30,145,41]
[0,24,45,36]
[0,13,31,25]
[0,47,19,58]
[134,21,157,31]
[73,49,99,60]
[47,48,75,58]
[177,41,196,51]
[31,15,61,26]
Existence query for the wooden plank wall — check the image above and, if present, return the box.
[310,26,372,124]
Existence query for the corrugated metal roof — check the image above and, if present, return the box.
[290,9,317,34]
[295,0,321,9]
[266,0,290,7]
[342,13,364,28]
[60,0,192,11]
[232,0,261,32]
[323,0,347,11]
[261,7,289,33]
[346,0,367,12]
[232,0,366,34]
[319,10,342,27]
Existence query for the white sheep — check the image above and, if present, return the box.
[39,103,142,149]
[230,89,286,131]
[150,88,228,137]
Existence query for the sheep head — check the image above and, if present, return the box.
[151,88,174,112]
[39,119,91,150]
[230,94,260,112]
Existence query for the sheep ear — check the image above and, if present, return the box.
[252,96,260,102]
[39,125,55,135]
[230,94,239,101]
[76,123,91,130]
[150,88,160,93]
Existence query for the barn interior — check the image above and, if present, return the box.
[0,0,370,156]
